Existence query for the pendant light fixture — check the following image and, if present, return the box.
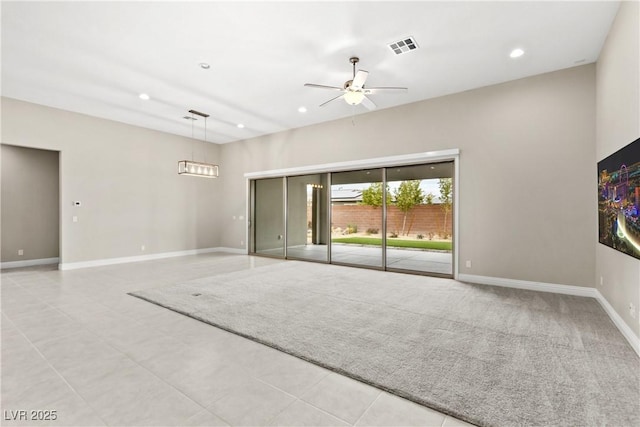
[178,109,219,178]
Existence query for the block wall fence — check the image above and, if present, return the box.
[322,204,453,237]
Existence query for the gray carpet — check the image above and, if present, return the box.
[129,261,639,427]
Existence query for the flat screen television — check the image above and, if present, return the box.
[598,137,640,260]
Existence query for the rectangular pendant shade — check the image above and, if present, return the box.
[178,160,219,178]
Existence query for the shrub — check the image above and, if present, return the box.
[366,227,379,235]
[428,232,434,240]
[389,231,398,238]
[416,234,424,240]
[346,224,358,234]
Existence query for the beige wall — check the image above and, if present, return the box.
[221,65,597,288]
[596,1,640,339]
[1,98,222,265]
[1,144,59,262]
[2,65,598,290]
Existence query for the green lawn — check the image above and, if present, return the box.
[331,237,452,251]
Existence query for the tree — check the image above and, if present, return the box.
[439,178,452,239]
[394,180,423,236]
[361,182,391,208]
[424,192,435,205]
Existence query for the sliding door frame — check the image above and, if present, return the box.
[245,149,460,279]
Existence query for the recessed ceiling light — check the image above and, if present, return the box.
[298,106,307,113]
[510,48,525,59]
[237,123,245,129]
[199,62,210,70]
[139,93,150,100]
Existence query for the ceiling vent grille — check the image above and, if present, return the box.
[388,37,418,55]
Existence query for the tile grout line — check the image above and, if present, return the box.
[293,375,369,426]
[253,377,304,424]
[1,314,110,427]
[256,369,354,426]
[297,399,356,426]
[59,317,216,423]
[351,389,384,426]
[177,408,233,427]
[8,278,217,426]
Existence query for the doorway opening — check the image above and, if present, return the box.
[0,144,60,269]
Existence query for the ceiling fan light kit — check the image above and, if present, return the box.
[344,90,365,105]
[304,56,407,110]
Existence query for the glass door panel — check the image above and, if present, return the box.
[252,177,285,257]
[385,163,454,276]
[286,174,329,262]
[330,169,384,268]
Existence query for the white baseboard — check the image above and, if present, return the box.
[593,289,640,357]
[458,274,598,297]
[58,247,245,271]
[1,257,60,270]
[458,273,639,357]
[213,247,247,255]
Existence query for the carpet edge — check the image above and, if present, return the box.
[127,291,483,427]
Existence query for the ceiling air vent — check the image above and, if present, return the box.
[388,37,418,55]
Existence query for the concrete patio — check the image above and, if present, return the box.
[268,244,452,276]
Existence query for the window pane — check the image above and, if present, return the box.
[286,174,329,262]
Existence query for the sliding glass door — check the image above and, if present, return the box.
[251,177,285,257]
[385,162,453,275]
[249,161,454,278]
[330,169,384,268]
[286,174,329,262]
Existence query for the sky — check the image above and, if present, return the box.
[330,179,445,202]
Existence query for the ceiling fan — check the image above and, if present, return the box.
[304,57,408,110]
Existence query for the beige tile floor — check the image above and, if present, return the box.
[1,253,474,427]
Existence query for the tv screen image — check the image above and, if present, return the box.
[598,137,640,260]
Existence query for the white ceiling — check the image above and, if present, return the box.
[1,1,620,144]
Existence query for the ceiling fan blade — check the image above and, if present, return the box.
[361,96,377,110]
[304,83,344,91]
[319,94,344,107]
[364,87,408,94]
[351,70,369,90]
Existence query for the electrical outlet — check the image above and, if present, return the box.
[465,260,472,268]
[240,240,244,246]
[18,249,24,256]
[600,276,603,286]
[630,303,636,319]
[141,245,146,252]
